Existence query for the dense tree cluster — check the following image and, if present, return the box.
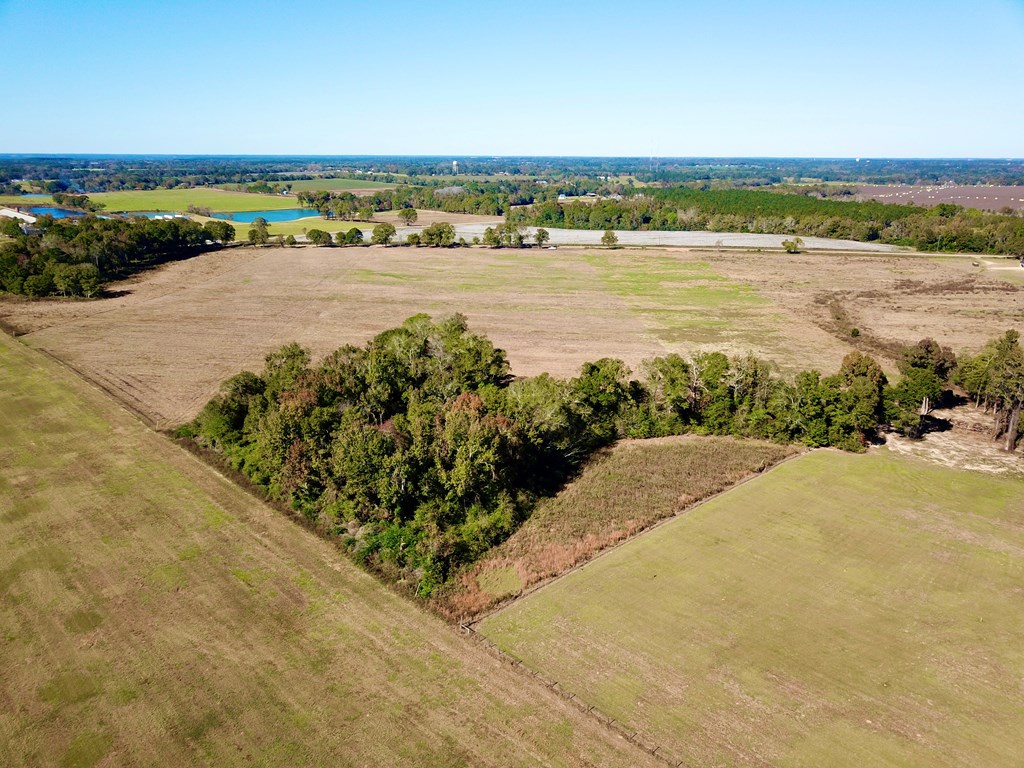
[955,331,1024,451]
[506,188,1024,255]
[186,316,996,597]
[0,215,232,297]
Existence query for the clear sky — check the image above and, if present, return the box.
[2,0,1022,157]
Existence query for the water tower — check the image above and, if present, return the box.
[452,160,459,176]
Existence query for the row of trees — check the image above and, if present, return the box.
[0,215,233,297]
[506,189,1024,255]
[291,183,1024,255]
[185,315,1018,598]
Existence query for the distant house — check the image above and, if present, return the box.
[0,207,37,224]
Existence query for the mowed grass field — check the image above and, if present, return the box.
[88,189,304,213]
[188,214,365,241]
[0,334,660,768]
[479,450,1024,767]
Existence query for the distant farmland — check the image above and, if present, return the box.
[858,184,1024,211]
[279,178,395,193]
[479,450,1024,767]
[0,333,658,768]
[83,188,302,213]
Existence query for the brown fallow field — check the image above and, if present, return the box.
[857,184,1024,211]
[1,245,1021,430]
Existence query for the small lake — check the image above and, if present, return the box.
[212,208,321,223]
[28,206,86,219]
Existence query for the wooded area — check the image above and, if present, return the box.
[184,316,1022,598]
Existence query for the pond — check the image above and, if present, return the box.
[211,208,321,224]
[28,206,86,218]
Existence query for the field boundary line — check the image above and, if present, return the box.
[457,621,686,767]
[467,446,813,627]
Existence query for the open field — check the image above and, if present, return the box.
[440,436,799,619]
[1,245,1020,429]
[858,184,1024,211]
[86,189,305,213]
[479,450,1024,767]
[0,332,659,768]
[274,178,395,193]
[376,209,504,227]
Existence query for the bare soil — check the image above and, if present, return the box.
[884,403,1024,475]
[857,183,1024,211]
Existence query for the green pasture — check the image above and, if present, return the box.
[190,214,366,241]
[584,251,773,345]
[480,449,1024,767]
[88,189,303,213]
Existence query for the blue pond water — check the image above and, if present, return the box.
[28,206,86,219]
[212,208,321,224]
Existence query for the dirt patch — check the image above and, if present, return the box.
[883,404,1024,475]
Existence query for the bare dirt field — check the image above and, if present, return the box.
[858,184,1024,211]
[0,333,659,768]
[1,245,1020,429]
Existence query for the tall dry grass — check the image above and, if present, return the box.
[438,435,799,620]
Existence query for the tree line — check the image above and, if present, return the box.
[0,215,234,297]
[182,314,1022,598]
[506,188,1024,255]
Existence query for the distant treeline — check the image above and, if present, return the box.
[183,314,1021,597]
[507,188,1024,255]
[296,180,543,218]
[4,156,1023,192]
[0,215,234,297]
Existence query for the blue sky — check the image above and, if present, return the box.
[2,0,1022,156]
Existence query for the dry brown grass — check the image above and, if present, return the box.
[1,245,1020,430]
[375,210,504,227]
[438,436,799,621]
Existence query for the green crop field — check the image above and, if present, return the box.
[88,189,303,213]
[0,333,658,768]
[480,450,1024,767]
[189,214,365,240]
